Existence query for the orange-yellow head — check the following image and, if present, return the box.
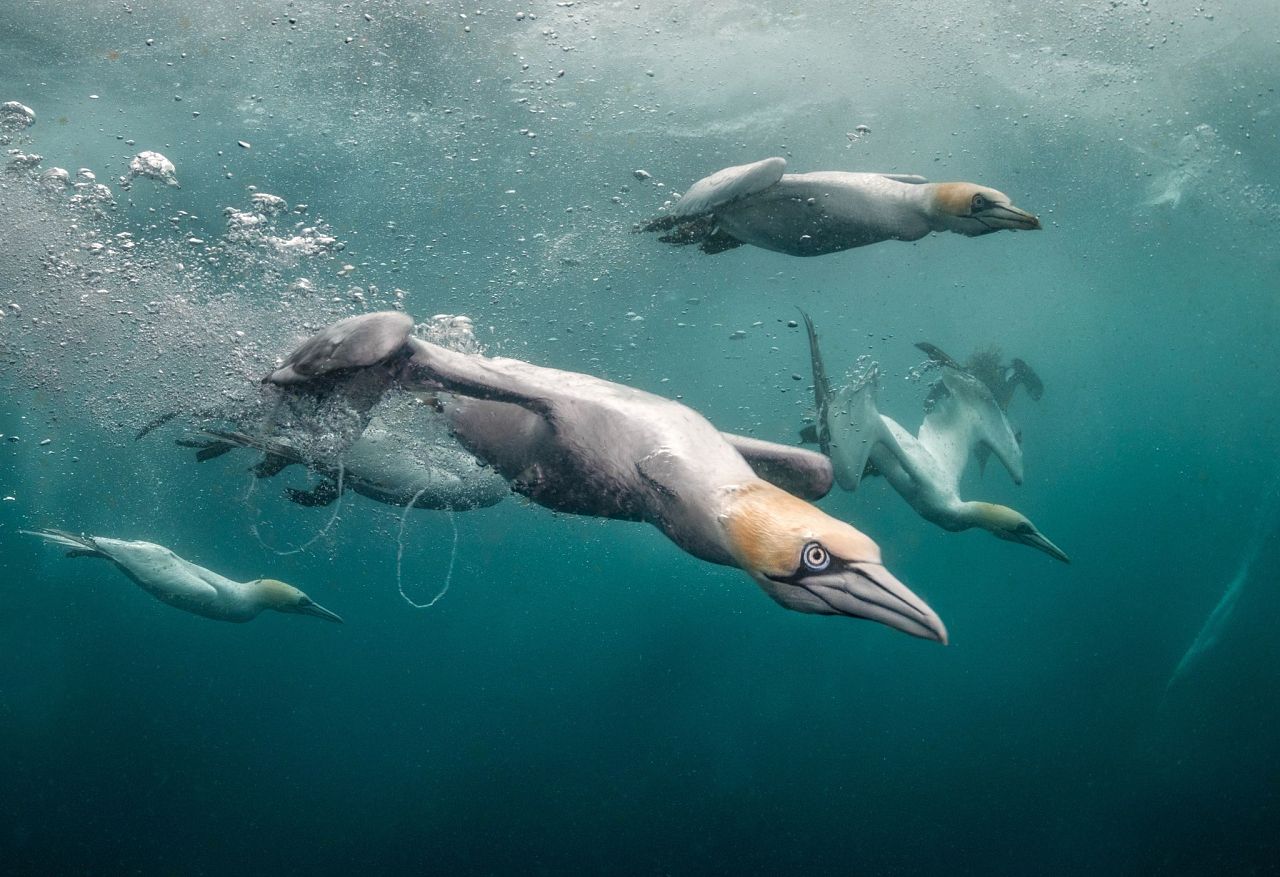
[719,481,947,643]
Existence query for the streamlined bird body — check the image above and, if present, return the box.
[24,529,343,623]
[642,157,1040,256]
[261,311,948,643]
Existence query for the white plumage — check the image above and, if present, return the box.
[801,314,1068,563]
[23,529,343,623]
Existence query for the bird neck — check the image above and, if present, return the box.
[251,578,296,612]
[715,480,822,573]
[955,500,1007,534]
[918,183,966,233]
[651,481,753,569]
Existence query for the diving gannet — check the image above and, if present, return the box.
[24,529,343,623]
[640,157,1040,256]
[263,311,947,643]
[800,313,1068,563]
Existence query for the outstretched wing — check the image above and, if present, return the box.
[916,370,1023,493]
[667,157,786,219]
[267,311,415,384]
[720,433,833,501]
[1010,358,1044,402]
[914,341,964,371]
[823,375,913,492]
[799,309,833,454]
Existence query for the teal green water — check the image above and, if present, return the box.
[2,2,1279,873]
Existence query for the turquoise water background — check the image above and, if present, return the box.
[2,1,1278,873]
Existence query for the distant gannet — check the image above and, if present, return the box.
[800,313,1068,563]
[915,342,1043,413]
[640,157,1040,256]
[915,341,1043,475]
[24,529,343,623]
[262,311,948,643]
[1166,475,1280,690]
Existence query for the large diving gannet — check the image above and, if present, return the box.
[262,311,948,643]
[24,529,343,623]
[640,157,1040,256]
[800,313,1068,563]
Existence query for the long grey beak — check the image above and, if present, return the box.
[984,203,1041,230]
[802,562,949,644]
[298,600,345,623]
[1020,530,1070,564]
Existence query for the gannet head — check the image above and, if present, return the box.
[255,578,345,622]
[720,481,948,643]
[930,183,1041,235]
[969,502,1070,563]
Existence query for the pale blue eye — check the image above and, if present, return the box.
[802,542,830,572]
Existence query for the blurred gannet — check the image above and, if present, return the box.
[800,313,1068,563]
[914,342,1043,413]
[23,529,343,623]
[262,311,948,643]
[1166,475,1280,691]
[915,341,1043,475]
[640,157,1040,256]
[183,415,508,511]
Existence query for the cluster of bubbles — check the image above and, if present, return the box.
[0,100,35,140]
[119,151,180,190]
[0,99,363,437]
[416,313,485,354]
[845,353,880,392]
[224,192,342,265]
[905,354,944,384]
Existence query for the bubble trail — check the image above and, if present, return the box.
[396,485,458,610]
[248,462,347,557]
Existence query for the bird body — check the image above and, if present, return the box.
[643,157,1040,256]
[191,413,508,512]
[263,312,948,642]
[24,529,343,623]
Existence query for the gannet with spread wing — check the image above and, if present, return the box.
[801,312,1068,563]
[261,311,948,643]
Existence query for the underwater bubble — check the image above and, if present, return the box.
[419,314,485,354]
[122,151,180,189]
[69,180,115,214]
[6,150,42,172]
[250,192,288,214]
[223,194,340,265]
[38,166,69,189]
[0,101,36,136]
